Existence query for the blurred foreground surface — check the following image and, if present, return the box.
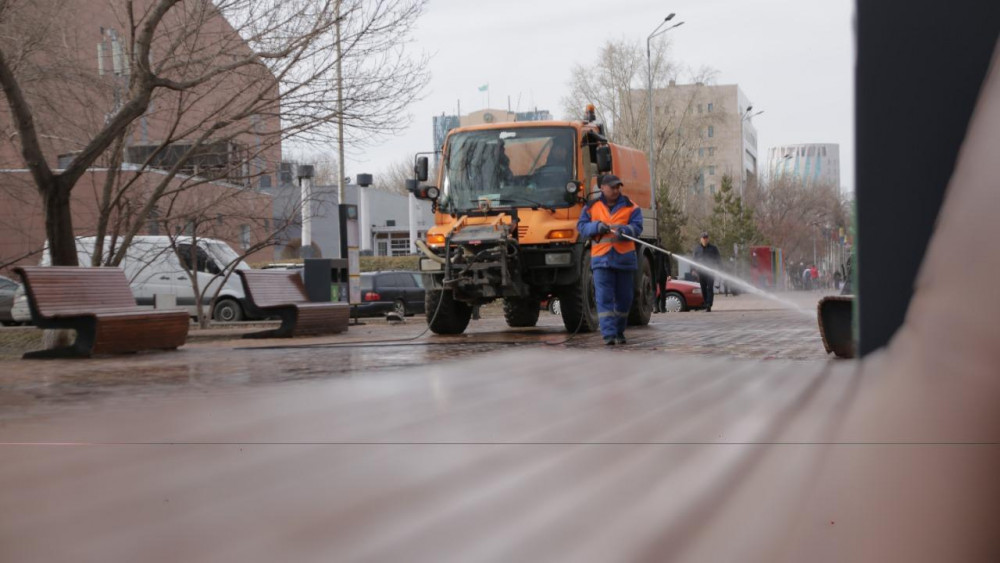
[2,289,997,562]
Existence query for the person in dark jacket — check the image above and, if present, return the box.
[653,253,670,313]
[577,174,643,345]
[693,231,721,312]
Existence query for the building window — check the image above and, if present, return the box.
[708,146,716,157]
[377,241,388,256]
[386,219,396,227]
[698,148,704,157]
[390,238,409,256]
[259,174,271,188]
[709,165,716,176]
[697,104,703,114]
[707,103,713,112]
[709,184,716,194]
[707,126,714,138]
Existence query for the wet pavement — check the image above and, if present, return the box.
[0,290,837,422]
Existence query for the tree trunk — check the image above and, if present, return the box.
[42,179,78,266]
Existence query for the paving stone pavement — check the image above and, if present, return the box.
[0,290,840,421]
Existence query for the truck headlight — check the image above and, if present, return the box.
[544,252,572,266]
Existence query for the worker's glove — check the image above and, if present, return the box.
[595,221,611,235]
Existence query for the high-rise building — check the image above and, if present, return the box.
[767,144,841,188]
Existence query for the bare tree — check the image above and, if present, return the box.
[282,151,342,186]
[561,38,722,241]
[754,175,849,265]
[0,0,430,267]
[375,156,420,195]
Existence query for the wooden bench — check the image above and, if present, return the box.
[236,269,348,338]
[14,266,190,359]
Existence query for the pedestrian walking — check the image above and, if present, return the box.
[653,252,670,313]
[693,231,721,312]
[577,174,643,345]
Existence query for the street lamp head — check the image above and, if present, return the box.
[650,15,682,40]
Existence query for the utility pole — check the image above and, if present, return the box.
[336,0,346,239]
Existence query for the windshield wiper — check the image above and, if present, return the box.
[495,197,557,213]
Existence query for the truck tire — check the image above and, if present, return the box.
[503,297,540,327]
[558,252,599,333]
[628,254,654,326]
[425,289,472,335]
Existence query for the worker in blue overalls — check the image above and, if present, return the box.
[577,174,643,345]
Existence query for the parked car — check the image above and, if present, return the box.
[0,275,19,326]
[10,284,31,325]
[660,279,705,312]
[352,271,425,318]
[541,279,704,317]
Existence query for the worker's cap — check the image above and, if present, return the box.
[601,174,624,188]
[701,231,709,238]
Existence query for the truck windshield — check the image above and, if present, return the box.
[439,126,576,213]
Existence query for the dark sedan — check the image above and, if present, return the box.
[353,271,426,318]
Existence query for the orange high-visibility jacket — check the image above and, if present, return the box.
[588,200,636,257]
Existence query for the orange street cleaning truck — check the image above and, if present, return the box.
[410,106,658,335]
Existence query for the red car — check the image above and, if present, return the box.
[540,278,705,316]
[660,279,705,312]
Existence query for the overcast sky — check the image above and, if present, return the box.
[343,0,855,193]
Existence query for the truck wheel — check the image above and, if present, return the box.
[628,255,654,326]
[425,289,472,335]
[213,298,244,322]
[558,252,598,333]
[503,297,540,327]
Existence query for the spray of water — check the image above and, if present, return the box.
[620,233,814,317]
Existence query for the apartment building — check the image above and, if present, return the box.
[0,0,281,271]
[644,82,760,200]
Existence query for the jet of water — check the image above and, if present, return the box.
[619,232,813,317]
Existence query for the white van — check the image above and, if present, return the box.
[37,236,253,321]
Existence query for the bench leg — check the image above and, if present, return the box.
[23,327,95,359]
[242,309,297,339]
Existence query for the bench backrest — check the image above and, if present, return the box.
[238,269,309,308]
[15,266,137,318]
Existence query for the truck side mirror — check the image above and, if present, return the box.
[415,157,429,182]
[595,146,612,173]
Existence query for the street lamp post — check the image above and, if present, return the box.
[647,14,683,217]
